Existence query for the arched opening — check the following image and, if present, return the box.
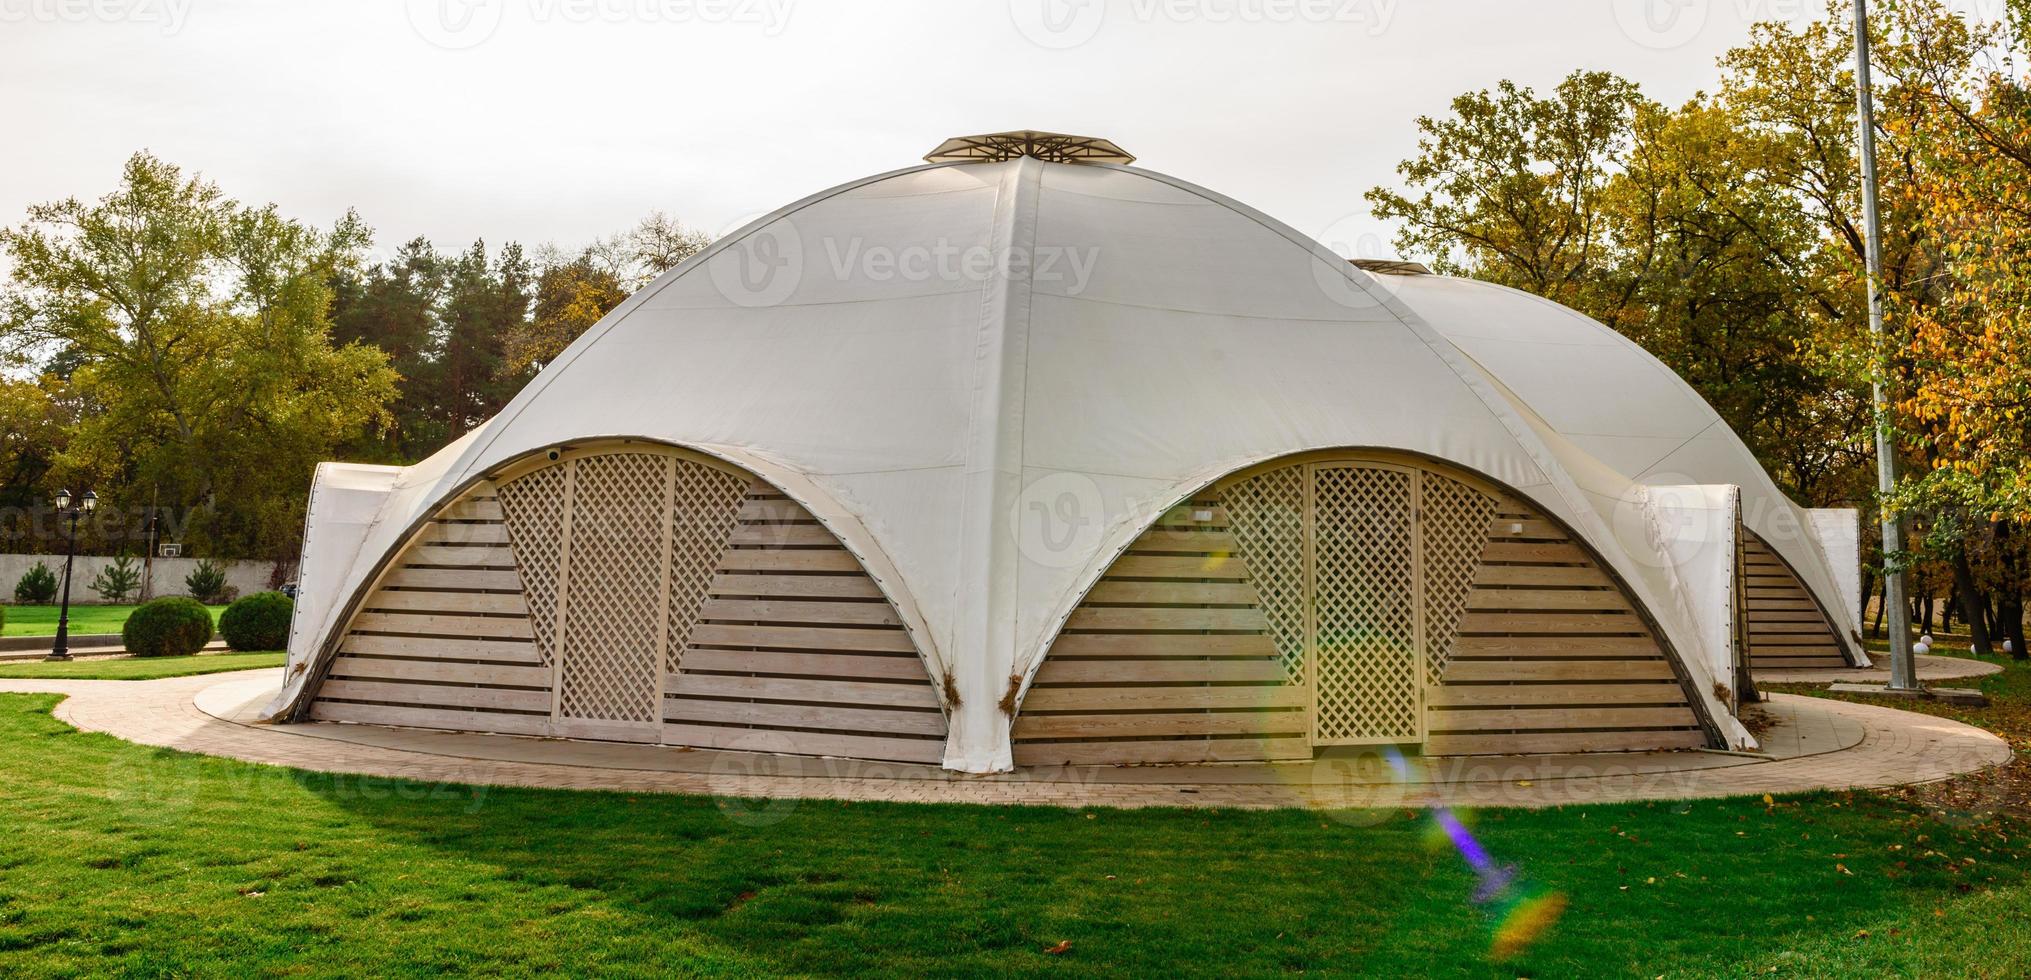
[306,442,948,764]
[1012,451,1711,766]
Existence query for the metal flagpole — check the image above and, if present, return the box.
[1852,0,1919,691]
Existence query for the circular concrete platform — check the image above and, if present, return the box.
[0,668,2010,811]
[1755,653,2004,686]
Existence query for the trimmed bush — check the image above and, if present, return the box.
[123,597,214,657]
[219,591,292,651]
[14,562,58,605]
[0,603,6,633]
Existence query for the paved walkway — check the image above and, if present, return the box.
[1756,653,2004,686]
[0,669,2010,811]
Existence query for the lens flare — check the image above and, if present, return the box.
[1430,805,1568,960]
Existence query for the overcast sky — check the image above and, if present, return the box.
[1,0,1845,263]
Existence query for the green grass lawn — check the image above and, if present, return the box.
[0,676,2027,975]
[1,603,230,638]
[0,651,285,681]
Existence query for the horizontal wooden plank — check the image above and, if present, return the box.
[716,549,863,573]
[1473,565,1611,588]
[1104,555,1251,581]
[1482,541,1588,564]
[328,656,551,687]
[1449,635,1663,658]
[687,623,916,654]
[1426,729,1707,756]
[729,523,840,547]
[738,498,814,521]
[1062,607,1269,632]
[418,522,511,545]
[1487,518,1566,540]
[1749,643,1843,655]
[1427,683,1687,707]
[382,567,523,592]
[1013,737,1310,766]
[405,544,517,568]
[1126,530,1239,554]
[318,679,550,713]
[1456,612,1646,635]
[708,573,885,600]
[1752,656,1847,668]
[666,673,941,709]
[309,701,552,736]
[1428,706,1699,732]
[695,598,900,627]
[660,723,943,765]
[676,648,929,681]
[363,590,531,616]
[337,634,542,663]
[350,612,533,640]
[1019,685,1306,712]
[1047,633,1281,658]
[1152,505,1229,528]
[1748,622,1839,635]
[1081,581,1262,605]
[1014,710,1307,739]
[440,499,504,522]
[1034,659,1289,684]
[666,698,945,737]
[1442,660,1677,682]
[1464,589,1629,612]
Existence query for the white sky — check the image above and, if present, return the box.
[0,0,1839,263]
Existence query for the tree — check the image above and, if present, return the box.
[329,237,444,460]
[90,553,142,603]
[0,153,399,559]
[430,241,532,439]
[509,255,627,374]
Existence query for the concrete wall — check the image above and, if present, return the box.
[0,554,288,605]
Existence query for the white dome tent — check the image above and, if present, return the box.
[265,132,1863,774]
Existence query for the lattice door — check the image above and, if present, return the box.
[1309,464,1421,744]
[556,453,671,736]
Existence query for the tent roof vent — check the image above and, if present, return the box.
[1350,259,1433,276]
[925,131,1134,165]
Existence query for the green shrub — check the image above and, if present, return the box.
[122,597,215,657]
[0,603,6,633]
[91,554,143,603]
[184,559,228,604]
[218,591,292,651]
[14,562,58,605]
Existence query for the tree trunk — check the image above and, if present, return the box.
[1871,574,1887,639]
[1999,523,2028,660]
[1953,549,1994,656]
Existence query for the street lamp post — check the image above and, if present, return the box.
[45,489,98,663]
[1851,0,1919,691]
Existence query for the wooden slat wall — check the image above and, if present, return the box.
[665,481,948,765]
[1740,530,1846,669]
[310,486,555,732]
[1014,476,1711,766]
[1429,497,1704,755]
[1012,501,1309,767]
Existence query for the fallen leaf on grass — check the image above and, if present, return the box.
[1043,940,1072,955]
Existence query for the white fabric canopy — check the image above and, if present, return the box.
[262,153,1876,768]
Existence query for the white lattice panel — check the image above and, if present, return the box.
[497,465,569,666]
[1224,467,1309,679]
[1417,474,1495,686]
[558,453,669,724]
[1311,466,1420,743]
[665,460,750,672]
